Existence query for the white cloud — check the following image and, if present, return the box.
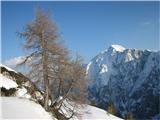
[4,56,26,68]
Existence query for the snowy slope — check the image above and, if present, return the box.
[80,104,123,120]
[0,97,123,120]
[0,64,123,120]
[1,64,43,100]
[0,97,53,120]
[58,98,123,120]
[87,44,160,119]
[0,63,17,73]
[0,69,32,98]
[0,74,18,89]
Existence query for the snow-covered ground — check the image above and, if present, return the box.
[57,98,123,120]
[0,97,53,120]
[0,64,123,120]
[0,74,18,89]
[80,104,123,120]
[0,97,123,120]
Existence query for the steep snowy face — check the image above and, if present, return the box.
[87,45,126,86]
[87,45,160,120]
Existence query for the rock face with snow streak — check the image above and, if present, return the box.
[87,45,160,119]
[0,64,43,101]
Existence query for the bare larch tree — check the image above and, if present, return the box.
[18,8,88,119]
[18,8,67,111]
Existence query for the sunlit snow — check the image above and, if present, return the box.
[0,74,18,89]
[0,97,53,119]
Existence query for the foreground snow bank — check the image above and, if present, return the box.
[0,97,123,120]
[79,104,123,120]
[0,97,53,120]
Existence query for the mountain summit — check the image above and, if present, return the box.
[109,44,125,52]
[87,45,160,120]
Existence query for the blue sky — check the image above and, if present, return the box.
[2,1,159,63]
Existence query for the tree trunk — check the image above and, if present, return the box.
[44,75,49,111]
[42,30,49,111]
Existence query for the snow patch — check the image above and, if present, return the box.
[86,62,92,74]
[100,64,108,74]
[0,74,18,89]
[16,87,29,97]
[0,64,17,73]
[111,44,125,52]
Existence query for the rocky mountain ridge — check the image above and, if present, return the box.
[87,45,160,119]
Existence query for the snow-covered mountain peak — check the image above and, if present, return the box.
[109,44,125,52]
[87,45,160,119]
